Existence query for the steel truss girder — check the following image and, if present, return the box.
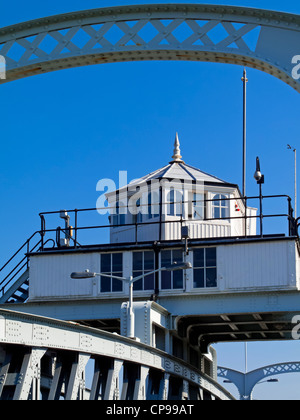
[218,362,300,400]
[176,312,296,353]
[0,4,300,91]
[0,308,233,400]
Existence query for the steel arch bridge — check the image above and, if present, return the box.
[0,309,233,400]
[1,4,300,401]
[0,4,300,91]
[218,363,300,400]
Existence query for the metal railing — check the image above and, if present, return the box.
[38,193,298,249]
[0,193,298,300]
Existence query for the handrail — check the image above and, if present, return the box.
[37,193,297,250]
[0,231,42,298]
[0,231,40,273]
[38,194,292,216]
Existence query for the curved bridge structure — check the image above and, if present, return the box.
[0,309,233,400]
[218,363,300,400]
[0,4,300,91]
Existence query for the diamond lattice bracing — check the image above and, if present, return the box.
[1,18,261,68]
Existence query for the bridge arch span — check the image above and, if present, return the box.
[0,4,300,91]
[218,363,300,400]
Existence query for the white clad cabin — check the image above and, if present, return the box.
[24,135,299,304]
[106,134,257,244]
[1,133,299,351]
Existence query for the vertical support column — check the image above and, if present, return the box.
[90,359,102,400]
[158,373,170,400]
[104,359,123,401]
[0,351,11,399]
[48,356,65,400]
[13,348,46,401]
[182,380,189,400]
[65,353,90,401]
[133,365,149,400]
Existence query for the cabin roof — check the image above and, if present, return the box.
[106,134,238,197]
[127,161,228,186]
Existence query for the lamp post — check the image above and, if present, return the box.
[287,145,297,218]
[71,261,192,339]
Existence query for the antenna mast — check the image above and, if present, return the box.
[242,68,248,198]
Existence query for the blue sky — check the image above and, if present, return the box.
[0,0,300,400]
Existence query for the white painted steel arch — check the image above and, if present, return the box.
[0,309,234,400]
[218,363,300,400]
[0,4,300,91]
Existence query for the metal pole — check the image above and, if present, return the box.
[244,342,248,400]
[242,68,248,198]
[128,276,135,339]
[259,182,263,237]
[287,145,297,219]
[295,148,297,219]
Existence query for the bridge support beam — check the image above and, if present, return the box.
[104,359,123,401]
[13,347,46,401]
[0,309,234,400]
[218,363,300,400]
[159,373,170,400]
[133,365,149,400]
[65,353,90,401]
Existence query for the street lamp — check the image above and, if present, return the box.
[71,261,192,339]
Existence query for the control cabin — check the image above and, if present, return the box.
[0,134,299,370]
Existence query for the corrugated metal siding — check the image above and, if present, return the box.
[296,245,300,289]
[29,240,298,301]
[110,226,136,243]
[110,224,160,243]
[164,221,231,241]
[220,241,294,290]
[30,253,100,299]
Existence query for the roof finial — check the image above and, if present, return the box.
[171,132,183,163]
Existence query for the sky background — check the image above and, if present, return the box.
[0,0,299,400]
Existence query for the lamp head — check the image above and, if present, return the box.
[254,170,263,182]
[71,269,96,279]
[254,157,264,184]
[165,262,192,271]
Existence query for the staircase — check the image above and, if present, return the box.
[0,232,42,304]
[0,269,29,304]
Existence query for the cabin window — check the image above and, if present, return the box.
[212,194,229,219]
[132,198,143,224]
[161,249,183,290]
[193,248,217,288]
[167,189,183,217]
[132,251,155,291]
[100,253,123,293]
[112,202,126,227]
[147,191,160,219]
[188,192,206,220]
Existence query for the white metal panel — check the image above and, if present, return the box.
[220,241,296,291]
[137,223,160,243]
[295,245,300,289]
[29,253,100,300]
[164,221,231,241]
[110,225,136,243]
